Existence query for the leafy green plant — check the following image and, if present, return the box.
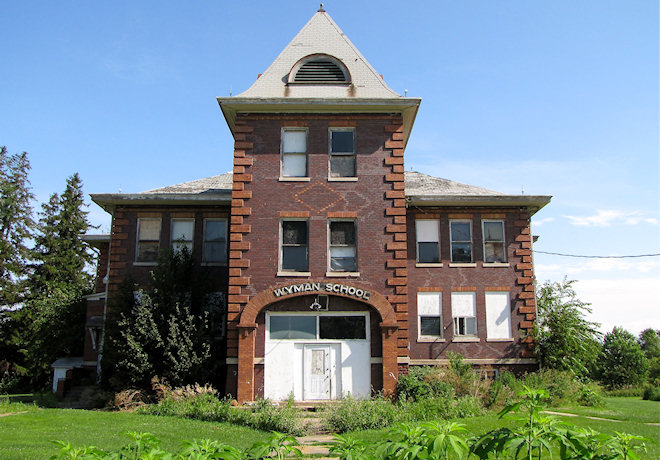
[328,433,370,460]
[642,384,660,401]
[375,421,470,459]
[608,431,647,460]
[247,431,302,460]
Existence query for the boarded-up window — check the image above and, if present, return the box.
[483,221,506,263]
[281,220,308,272]
[282,129,307,177]
[418,292,442,337]
[136,218,161,262]
[203,219,227,263]
[329,129,355,177]
[451,291,477,336]
[485,291,512,339]
[171,219,194,253]
[416,220,440,263]
[329,221,357,271]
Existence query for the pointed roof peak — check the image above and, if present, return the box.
[318,3,325,13]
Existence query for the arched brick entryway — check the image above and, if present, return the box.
[236,282,398,403]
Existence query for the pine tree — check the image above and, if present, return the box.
[31,172,94,297]
[0,146,34,306]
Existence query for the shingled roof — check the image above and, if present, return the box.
[91,171,550,214]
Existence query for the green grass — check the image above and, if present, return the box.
[0,405,270,459]
[551,396,660,424]
[349,398,660,458]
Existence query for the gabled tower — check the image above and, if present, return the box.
[218,8,420,402]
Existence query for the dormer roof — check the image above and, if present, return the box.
[218,9,421,147]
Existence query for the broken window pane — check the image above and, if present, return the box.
[330,155,356,177]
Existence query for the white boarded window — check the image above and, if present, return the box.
[418,292,442,338]
[136,218,161,262]
[416,220,440,263]
[451,291,477,336]
[485,291,512,339]
[281,128,307,177]
[171,219,194,253]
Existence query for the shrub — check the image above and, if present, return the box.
[523,368,581,404]
[642,385,660,401]
[603,386,644,397]
[324,396,400,432]
[396,366,455,402]
[576,384,604,406]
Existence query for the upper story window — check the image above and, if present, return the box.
[171,218,194,253]
[329,128,356,178]
[329,220,357,272]
[289,54,351,84]
[483,220,506,263]
[281,220,309,272]
[416,220,440,263]
[450,220,472,263]
[281,128,308,178]
[136,218,161,263]
[203,219,227,264]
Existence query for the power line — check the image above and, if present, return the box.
[534,250,660,259]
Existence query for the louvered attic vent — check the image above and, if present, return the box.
[294,59,348,82]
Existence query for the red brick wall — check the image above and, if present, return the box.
[228,113,408,398]
[407,209,536,361]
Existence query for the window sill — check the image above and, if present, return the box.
[452,337,480,343]
[416,263,443,268]
[328,177,358,182]
[326,271,360,278]
[279,177,310,182]
[133,262,158,266]
[201,262,228,267]
[449,263,476,268]
[417,337,446,343]
[483,262,510,268]
[277,271,311,277]
[486,338,514,342]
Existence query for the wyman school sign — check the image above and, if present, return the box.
[272,282,371,301]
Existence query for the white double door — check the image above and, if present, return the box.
[303,344,339,400]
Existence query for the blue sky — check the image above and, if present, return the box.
[2,1,658,335]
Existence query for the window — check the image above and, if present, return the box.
[416,220,440,263]
[136,218,161,262]
[450,220,472,262]
[483,221,506,263]
[329,129,355,178]
[485,292,512,339]
[329,221,357,272]
[418,292,442,338]
[203,219,227,263]
[171,219,194,253]
[281,220,308,272]
[269,314,367,340]
[451,292,477,337]
[281,128,307,177]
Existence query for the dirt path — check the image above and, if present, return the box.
[0,411,28,417]
[543,410,660,426]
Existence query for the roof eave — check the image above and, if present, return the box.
[407,195,552,215]
[90,192,232,213]
[217,97,421,148]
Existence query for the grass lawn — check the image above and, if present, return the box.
[0,402,270,459]
[350,397,660,458]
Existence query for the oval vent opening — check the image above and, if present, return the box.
[294,59,348,83]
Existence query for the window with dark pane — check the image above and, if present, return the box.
[450,221,472,262]
[319,316,366,339]
[281,220,308,271]
[269,316,316,339]
[203,219,227,263]
[329,129,356,177]
[329,221,357,271]
[420,317,442,336]
[483,220,506,263]
[416,220,440,263]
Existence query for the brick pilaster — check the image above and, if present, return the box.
[514,212,536,358]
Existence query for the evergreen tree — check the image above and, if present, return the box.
[534,279,602,380]
[0,146,34,306]
[31,173,94,297]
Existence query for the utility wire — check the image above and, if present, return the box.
[533,250,660,259]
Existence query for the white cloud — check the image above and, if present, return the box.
[564,210,658,227]
[533,217,555,227]
[573,277,660,336]
[538,258,660,276]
